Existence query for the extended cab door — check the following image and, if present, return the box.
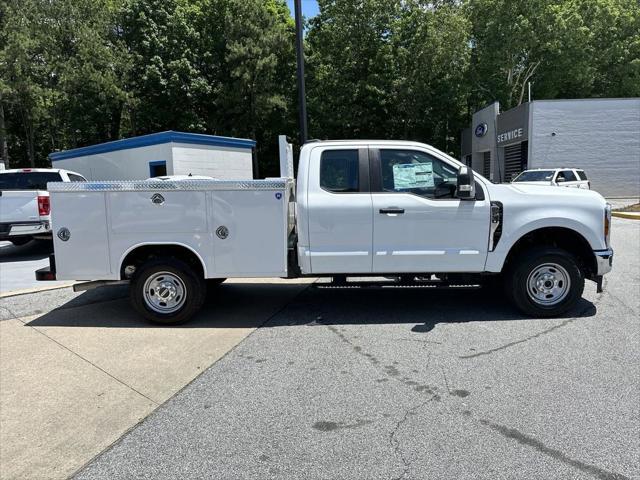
[370,147,490,273]
[304,147,373,274]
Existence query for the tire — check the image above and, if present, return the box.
[506,247,584,317]
[130,257,206,325]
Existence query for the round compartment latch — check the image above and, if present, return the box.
[216,226,229,239]
[57,227,71,242]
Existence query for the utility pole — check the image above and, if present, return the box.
[294,0,308,145]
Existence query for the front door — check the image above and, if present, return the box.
[370,147,490,273]
[305,147,373,274]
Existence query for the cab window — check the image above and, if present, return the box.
[320,150,359,193]
[377,149,458,199]
[68,174,86,182]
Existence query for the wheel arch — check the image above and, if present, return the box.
[502,226,596,277]
[119,242,207,280]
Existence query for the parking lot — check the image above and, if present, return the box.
[0,241,73,295]
[0,217,638,480]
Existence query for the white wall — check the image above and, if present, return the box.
[530,99,640,198]
[53,143,173,180]
[171,143,253,179]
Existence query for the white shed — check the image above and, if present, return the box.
[48,131,256,181]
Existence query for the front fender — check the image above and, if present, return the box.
[485,214,604,273]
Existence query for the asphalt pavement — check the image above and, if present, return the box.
[72,218,639,480]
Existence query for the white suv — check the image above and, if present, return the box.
[512,168,590,189]
[0,168,86,245]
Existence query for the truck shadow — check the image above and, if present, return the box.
[0,240,52,263]
[25,281,597,330]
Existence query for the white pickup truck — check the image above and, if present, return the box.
[0,168,86,245]
[36,140,613,323]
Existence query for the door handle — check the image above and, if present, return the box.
[379,208,405,214]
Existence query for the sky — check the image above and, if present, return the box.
[286,0,320,18]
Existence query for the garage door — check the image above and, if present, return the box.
[504,141,528,182]
[483,151,491,178]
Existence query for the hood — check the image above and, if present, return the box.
[487,181,606,206]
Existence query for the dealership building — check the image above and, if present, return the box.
[461,98,640,197]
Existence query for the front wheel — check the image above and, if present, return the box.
[130,257,206,324]
[506,247,585,317]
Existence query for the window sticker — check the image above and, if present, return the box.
[392,163,434,189]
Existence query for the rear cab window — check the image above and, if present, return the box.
[0,172,63,190]
[576,170,588,181]
[320,150,359,193]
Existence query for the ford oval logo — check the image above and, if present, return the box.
[474,123,488,137]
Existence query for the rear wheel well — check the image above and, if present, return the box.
[503,227,595,277]
[120,244,205,280]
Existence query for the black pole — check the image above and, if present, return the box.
[294,0,308,145]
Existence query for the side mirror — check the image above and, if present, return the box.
[457,166,476,200]
[556,176,566,183]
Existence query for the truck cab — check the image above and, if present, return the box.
[37,140,613,324]
[296,141,490,275]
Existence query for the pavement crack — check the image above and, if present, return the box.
[479,418,631,480]
[461,287,605,360]
[440,364,451,394]
[0,303,20,321]
[459,318,576,359]
[24,324,160,406]
[389,395,438,480]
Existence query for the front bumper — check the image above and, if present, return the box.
[0,221,51,240]
[594,248,614,276]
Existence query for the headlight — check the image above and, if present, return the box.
[604,203,612,246]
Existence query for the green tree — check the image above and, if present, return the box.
[1,0,128,167]
[466,0,640,111]
[392,1,471,153]
[121,0,295,174]
[306,0,401,139]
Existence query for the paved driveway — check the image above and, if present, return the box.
[72,218,639,480]
[0,240,71,295]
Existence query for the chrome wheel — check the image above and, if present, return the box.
[526,263,571,306]
[143,271,187,314]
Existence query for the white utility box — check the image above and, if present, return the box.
[49,178,295,280]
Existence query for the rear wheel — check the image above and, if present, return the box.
[130,257,206,324]
[506,247,584,317]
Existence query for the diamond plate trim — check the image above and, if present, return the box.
[48,178,292,192]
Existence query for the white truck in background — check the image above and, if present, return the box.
[0,168,86,246]
[36,139,613,324]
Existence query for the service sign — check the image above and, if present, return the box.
[496,127,524,145]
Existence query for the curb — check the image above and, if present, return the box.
[612,211,640,220]
[0,282,76,299]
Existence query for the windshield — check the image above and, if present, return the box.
[513,170,554,182]
[0,172,62,190]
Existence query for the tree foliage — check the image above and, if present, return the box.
[0,0,637,171]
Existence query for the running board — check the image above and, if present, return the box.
[314,279,481,290]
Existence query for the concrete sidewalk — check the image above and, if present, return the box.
[0,278,312,480]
